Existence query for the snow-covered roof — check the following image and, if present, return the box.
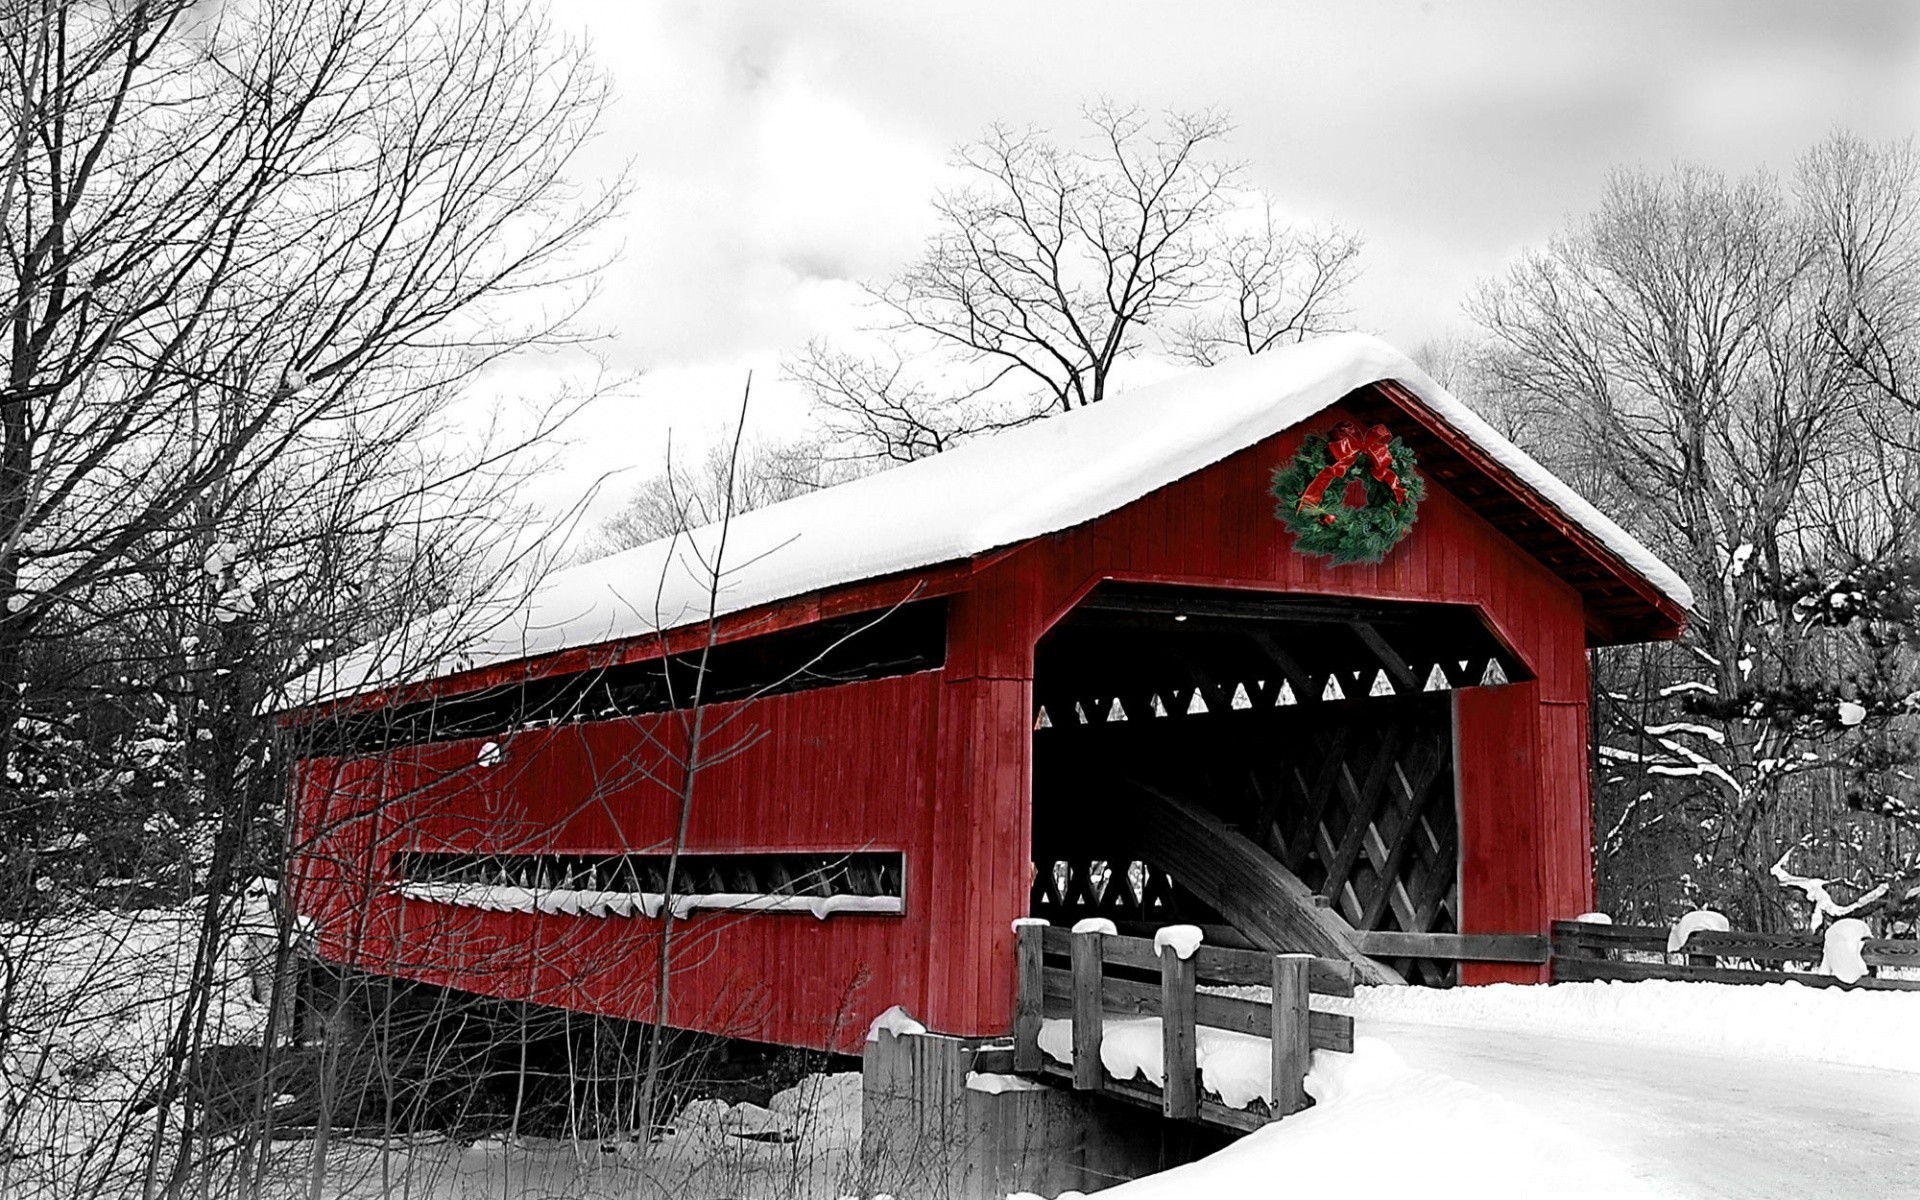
[287,333,1691,709]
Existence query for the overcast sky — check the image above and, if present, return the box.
[518,0,1920,525]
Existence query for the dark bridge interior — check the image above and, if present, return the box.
[1030,583,1531,986]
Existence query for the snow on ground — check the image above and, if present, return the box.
[1090,1037,1658,1199]
[305,981,1920,1200]
[1331,978,1920,1073]
[316,1071,864,1200]
[1369,1017,1920,1200]
[14,906,1916,1200]
[1,897,274,1187]
[1075,980,1920,1200]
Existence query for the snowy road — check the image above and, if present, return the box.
[1371,1018,1920,1199]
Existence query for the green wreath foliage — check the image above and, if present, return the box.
[1270,432,1425,565]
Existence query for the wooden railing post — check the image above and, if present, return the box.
[1270,953,1312,1118]
[1071,926,1106,1091]
[1014,920,1046,1072]
[1159,943,1198,1120]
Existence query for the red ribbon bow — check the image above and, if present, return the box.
[1297,421,1407,513]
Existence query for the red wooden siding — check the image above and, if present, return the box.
[296,672,944,1052]
[292,400,1640,1052]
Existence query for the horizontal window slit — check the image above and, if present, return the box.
[392,850,906,921]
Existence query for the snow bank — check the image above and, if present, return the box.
[1090,1039,1657,1200]
[282,333,1691,709]
[765,1070,863,1151]
[1,900,277,1188]
[370,1071,865,1200]
[1335,979,1920,1073]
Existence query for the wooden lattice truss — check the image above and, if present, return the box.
[1033,691,1463,985]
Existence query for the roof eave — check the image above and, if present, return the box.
[1357,380,1689,648]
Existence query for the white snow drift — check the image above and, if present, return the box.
[1335,978,1920,1074]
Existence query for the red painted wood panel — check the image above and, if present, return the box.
[1455,684,1549,985]
[294,671,942,1053]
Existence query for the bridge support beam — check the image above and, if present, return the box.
[861,1027,1222,1198]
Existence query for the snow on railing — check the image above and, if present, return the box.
[395,881,903,921]
[1551,920,1920,990]
[1012,920,1355,1128]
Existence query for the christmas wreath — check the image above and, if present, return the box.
[1270,420,1424,565]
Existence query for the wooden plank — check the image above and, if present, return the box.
[1015,923,1046,1072]
[1677,932,1825,965]
[1102,925,1357,997]
[1270,954,1311,1118]
[1866,940,1920,970]
[1098,934,1163,974]
[1246,629,1317,708]
[1551,954,1920,991]
[1071,927,1105,1090]
[971,1043,1015,1074]
[1160,945,1199,1120]
[1039,969,1355,1052]
[1550,921,1670,951]
[1348,620,1421,693]
[1192,943,1357,998]
[1684,931,1920,969]
[1552,921,1920,976]
[1352,930,1551,964]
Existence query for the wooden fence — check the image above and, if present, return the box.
[1012,924,1354,1132]
[1551,921,1920,991]
[1348,929,1550,965]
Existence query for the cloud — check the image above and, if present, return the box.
[500,0,1920,525]
[545,1,946,368]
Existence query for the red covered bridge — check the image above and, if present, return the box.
[284,334,1689,1056]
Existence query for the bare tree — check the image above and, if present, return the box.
[590,433,846,554]
[1800,134,1920,437]
[784,340,1034,466]
[0,0,618,782]
[1172,202,1362,366]
[1468,134,1920,928]
[0,0,619,1194]
[883,102,1232,414]
[787,103,1360,462]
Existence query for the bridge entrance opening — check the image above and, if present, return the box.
[1029,582,1530,986]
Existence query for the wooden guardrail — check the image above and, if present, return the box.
[1013,924,1354,1132]
[1350,929,1551,964]
[1551,921,1920,991]
[1109,919,1551,966]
